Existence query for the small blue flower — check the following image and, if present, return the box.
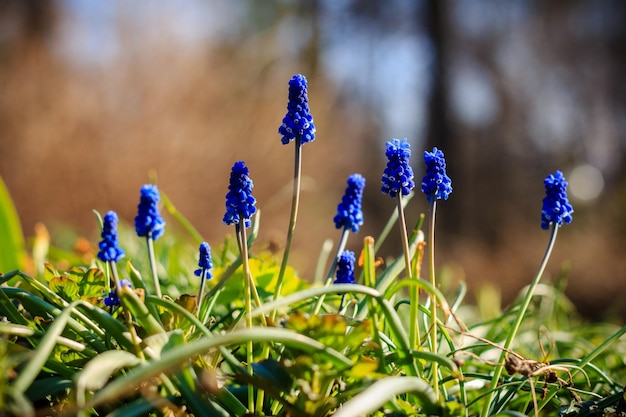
[97,211,125,263]
[134,184,166,240]
[335,250,356,285]
[194,242,213,280]
[421,147,453,203]
[541,170,573,230]
[103,279,132,307]
[333,174,366,233]
[223,161,257,228]
[381,138,415,198]
[278,74,316,145]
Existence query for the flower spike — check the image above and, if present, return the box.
[421,147,452,202]
[135,184,166,240]
[223,161,257,229]
[334,174,366,233]
[541,170,573,230]
[334,250,356,285]
[381,138,415,198]
[97,211,125,263]
[279,74,316,145]
[194,242,213,280]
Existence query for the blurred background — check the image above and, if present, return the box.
[1,0,625,319]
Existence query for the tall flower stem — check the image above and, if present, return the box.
[196,270,207,316]
[237,223,255,413]
[426,199,439,400]
[146,236,162,298]
[272,137,303,316]
[311,226,350,315]
[482,224,559,416]
[234,230,267,327]
[396,195,421,356]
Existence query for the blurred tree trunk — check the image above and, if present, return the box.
[300,0,321,78]
[0,0,57,48]
[424,0,449,154]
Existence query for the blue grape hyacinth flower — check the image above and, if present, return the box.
[103,279,132,307]
[334,174,366,233]
[278,74,316,145]
[135,184,166,240]
[334,250,356,285]
[97,211,125,263]
[194,242,213,280]
[381,138,415,198]
[223,161,257,229]
[421,147,453,203]
[541,170,573,230]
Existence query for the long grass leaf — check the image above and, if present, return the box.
[83,327,353,411]
[0,176,25,272]
[332,376,439,417]
[75,350,142,407]
[12,300,81,394]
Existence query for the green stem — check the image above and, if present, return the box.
[311,227,350,315]
[427,199,439,400]
[146,236,162,298]
[237,224,255,413]
[234,228,266,327]
[272,137,303,314]
[196,269,208,317]
[397,195,421,356]
[482,224,559,416]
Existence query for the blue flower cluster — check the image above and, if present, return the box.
[194,242,214,280]
[381,138,415,198]
[278,74,316,145]
[334,250,356,285]
[223,161,257,228]
[103,279,132,307]
[541,170,574,230]
[333,174,366,233]
[134,184,166,240]
[421,147,453,203]
[97,211,125,263]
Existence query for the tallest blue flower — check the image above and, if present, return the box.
[278,74,316,145]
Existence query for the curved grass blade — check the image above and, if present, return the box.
[82,327,353,412]
[75,350,142,407]
[332,376,439,417]
[12,300,81,394]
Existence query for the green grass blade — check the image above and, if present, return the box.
[119,286,166,335]
[0,176,25,273]
[82,327,353,412]
[332,376,439,417]
[160,191,205,245]
[12,300,81,394]
[75,350,142,407]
